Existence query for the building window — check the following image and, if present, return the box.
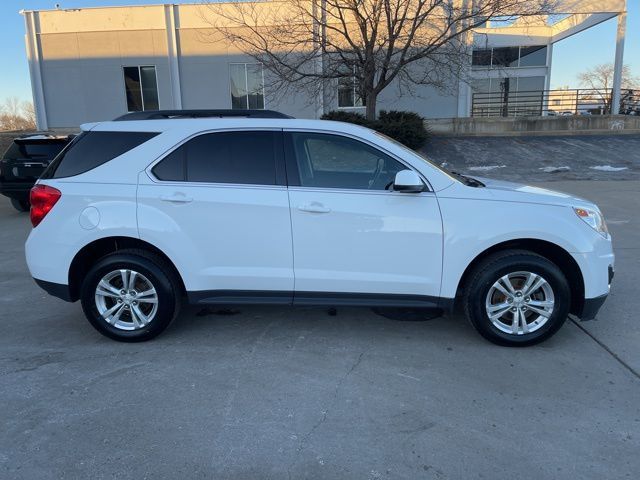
[230,63,265,109]
[472,49,492,66]
[123,66,159,112]
[471,46,547,68]
[518,46,548,67]
[337,68,365,108]
[491,47,520,67]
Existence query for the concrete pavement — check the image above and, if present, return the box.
[0,181,638,479]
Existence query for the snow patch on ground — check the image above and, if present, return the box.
[539,166,571,173]
[589,165,628,172]
[467,165,506,172]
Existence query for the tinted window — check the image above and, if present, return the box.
[3,141,67,160]
[288,132,405,190]
[152,148,184,181]
[42,131,159,179]
[152,131,277,185]
[472,49,492,66]
[492,47,520,67]
[519,46,547,67]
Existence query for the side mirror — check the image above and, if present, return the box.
[392,169,425,193]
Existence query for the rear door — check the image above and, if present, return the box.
[284,130,443,304]
[137,129,294,303]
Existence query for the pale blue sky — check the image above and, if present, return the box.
[1,0,638,103]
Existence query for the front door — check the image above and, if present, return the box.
[284,131,443,304]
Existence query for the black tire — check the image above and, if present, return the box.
[80,249,182,342]
[463,250,570,347]
[10,198,30,212]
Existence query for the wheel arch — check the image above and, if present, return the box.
[455,239,585,316]
[68,236,186,302]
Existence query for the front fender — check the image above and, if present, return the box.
[438,197,601,299]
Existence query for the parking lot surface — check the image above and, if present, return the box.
[1,180,639,479]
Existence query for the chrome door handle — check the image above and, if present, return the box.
[298,202,331,214]
[160,193,193,203]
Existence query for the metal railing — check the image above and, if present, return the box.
[471,88,639,117]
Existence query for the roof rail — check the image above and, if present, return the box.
[113,109,293,121]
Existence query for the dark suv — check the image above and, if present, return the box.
[1,134,73,211]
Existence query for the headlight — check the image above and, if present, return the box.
[574,207,608,237]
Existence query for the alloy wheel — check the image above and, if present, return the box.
[485,271,555,335]
[94,269,158,330]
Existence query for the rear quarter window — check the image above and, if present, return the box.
[41,131,159,179]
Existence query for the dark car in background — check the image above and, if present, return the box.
[0,134,73,211]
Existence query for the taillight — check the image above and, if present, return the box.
[30,184,61,227]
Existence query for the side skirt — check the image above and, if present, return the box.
[187,290,454,310]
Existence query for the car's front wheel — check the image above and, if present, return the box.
[463,250,570,346]
[80,249,181,342]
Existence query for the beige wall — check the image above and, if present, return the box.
[37,29,173,126]
[28,1,622,127]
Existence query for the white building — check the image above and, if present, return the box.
[22,0,628,129]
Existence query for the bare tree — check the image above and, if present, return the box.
[577,63,639,113]
[578,63,639,91]
[203,0,556,119]
[22,102,36,128]
[0,97,37,131]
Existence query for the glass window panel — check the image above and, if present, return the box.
[516,76,545,92]
[123,66,143,112]
[152,147,184,181]
[337,76,355,107]
[246,64,264,109]
[510,76,545,116]
[44,132,159,179]
[185,131,276,185]
[19,142,67,158]
[492,47,519,67]
[230,64,248,109]
[289,132,405,190]
[519,46,547,67]
[470,79,491,93]
[472,49,492,66]
[140,66,159,110]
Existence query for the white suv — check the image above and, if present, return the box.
[25,110,614,345]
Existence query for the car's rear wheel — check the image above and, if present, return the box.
[10,198,30,212]
[463,250,570,346]
[80,249,181,342]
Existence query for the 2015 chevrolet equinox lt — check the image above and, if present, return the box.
[25,110,614,345]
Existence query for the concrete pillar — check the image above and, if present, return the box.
[164,4,182,109]
[22,11,47,130]
[457,80,471,118]
[312,0,327,118]
[542,43,553,116]
[456,0,472,118]
[611,11,627,115]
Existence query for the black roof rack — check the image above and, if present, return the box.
[113,109,293,121]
